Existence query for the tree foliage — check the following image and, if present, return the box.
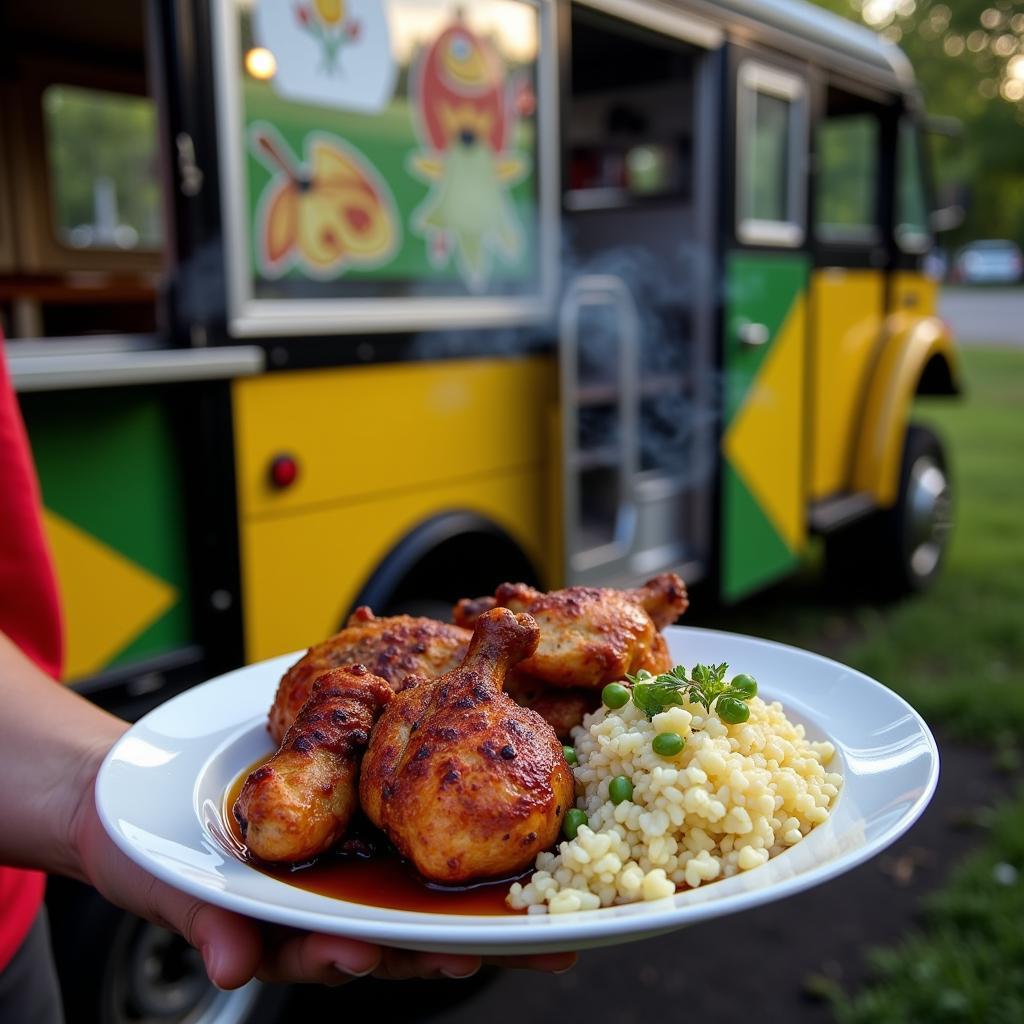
[813,0,1024,247]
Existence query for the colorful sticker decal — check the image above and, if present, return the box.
[251,123,400,280]
[252,0,397,113]
[408,18,526,293]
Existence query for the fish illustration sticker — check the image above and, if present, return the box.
[251,125,399,279]
[409,18,527,292]
[252,0,397,113]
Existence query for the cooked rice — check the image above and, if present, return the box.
[507,689,841,913]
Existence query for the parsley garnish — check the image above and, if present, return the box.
[625,663,757,723]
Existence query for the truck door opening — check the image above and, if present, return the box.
[560,5,715,589]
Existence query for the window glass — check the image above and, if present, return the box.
[736,65,805,245]
[896,119,930,251]
[232,0,543,304]
[748,92,790,223]
[43,85,163,251]
[816,114,878,240]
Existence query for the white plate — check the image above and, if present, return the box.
[96,626,939,955]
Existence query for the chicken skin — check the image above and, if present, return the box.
[235,665,392,863]
[452,573,688,690]
[360,608,574,884]
[268,607,470,744]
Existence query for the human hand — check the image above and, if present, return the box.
[70,756,576,987]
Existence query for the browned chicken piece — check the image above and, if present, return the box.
[268,607,470,744]
[627,572,690,629]
[452,573,687,689]
[235,666,392,863]
[360,608,574,884]
[503,674,599,741]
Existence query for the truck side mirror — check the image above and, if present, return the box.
[930,205,964,233]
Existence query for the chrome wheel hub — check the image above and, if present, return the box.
[906,455,951,579]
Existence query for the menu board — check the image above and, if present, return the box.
[216,0,555,335]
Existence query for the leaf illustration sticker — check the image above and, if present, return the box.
[251,124,400,280]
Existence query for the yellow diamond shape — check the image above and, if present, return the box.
[43,510,178,680]
[723,296,807,552]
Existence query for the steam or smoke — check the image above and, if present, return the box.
[408,232,721,496]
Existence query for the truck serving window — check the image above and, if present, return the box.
[735,62,807,247]
[212,0,558,336]
[43,85,163,252]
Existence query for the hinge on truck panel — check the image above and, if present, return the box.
[176,132,204,197]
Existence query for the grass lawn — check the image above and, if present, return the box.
[835,789,1024,1023]
[692,346,1024,1022]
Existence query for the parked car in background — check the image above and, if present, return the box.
[953,240,1024,284]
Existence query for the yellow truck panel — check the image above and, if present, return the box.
[239,466,549,661]
[233,356,555,518]
[808,268,885,500]
[889,270,939,318]
[853,312,959,507]
[233,356,556,661]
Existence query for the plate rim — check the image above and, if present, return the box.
[96,625,940,949]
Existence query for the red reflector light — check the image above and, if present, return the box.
[269,454,299,489]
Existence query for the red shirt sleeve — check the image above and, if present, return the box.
[0,332,64,970]
[0,337,63,678]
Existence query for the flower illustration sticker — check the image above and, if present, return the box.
[295,0,362,76]
[252,0,396,113]
[408,18,527,292]
[251,124,400,280]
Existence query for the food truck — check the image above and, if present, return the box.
[1,0,959,1019]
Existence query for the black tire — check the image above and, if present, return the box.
[825,424,952,597]
[47,881,288,1024]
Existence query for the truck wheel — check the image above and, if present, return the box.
[48,884,286,1024]
[826,424,952,597]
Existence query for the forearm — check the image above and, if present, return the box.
[0,630,126,879]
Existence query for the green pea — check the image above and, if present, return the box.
[602,682,630,710]
[717,695,750,724]
[730,674,758,699]
[652,731,685,757]
[563,745,579,766]
[563,808,588,840]
[608,775,633,805]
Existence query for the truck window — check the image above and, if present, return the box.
[736,62,807,247]
[896,119,931,253]
[214,0,555,336]
[815,112,880,244]
[43,85,163,252]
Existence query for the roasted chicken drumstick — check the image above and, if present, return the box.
[235,665,392,863]
[360,608,574,884]
[268,607,470,743]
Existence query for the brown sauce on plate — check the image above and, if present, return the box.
[223,759,526,915]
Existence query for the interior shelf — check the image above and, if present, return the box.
[563,187,690,213]
[577,373,690,406]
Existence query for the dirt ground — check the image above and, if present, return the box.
[282,734,1020,1023]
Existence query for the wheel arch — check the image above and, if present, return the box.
[852,315,960,508]
[345,511,544,621]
